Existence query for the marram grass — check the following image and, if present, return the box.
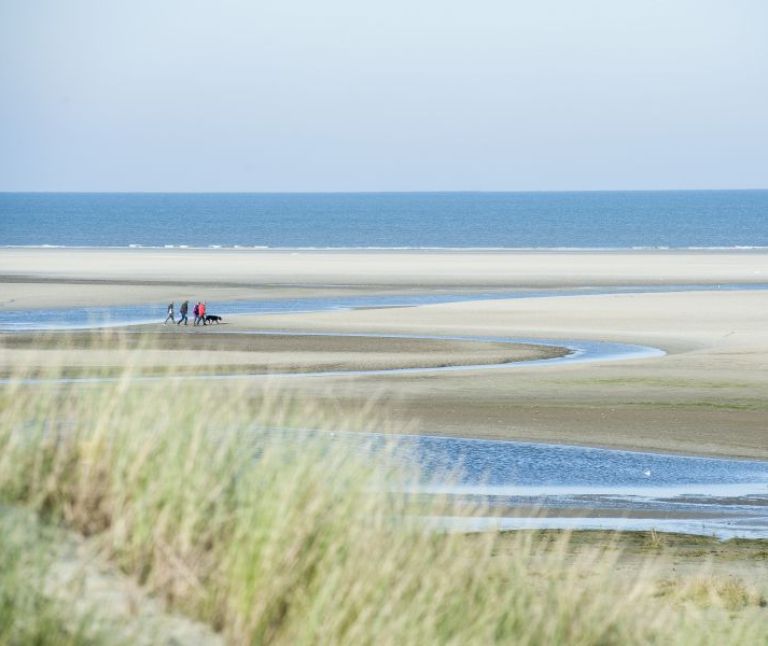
[0,349,766,644]
[0,511,110,645]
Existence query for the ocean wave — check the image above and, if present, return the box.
[3,244,768,252]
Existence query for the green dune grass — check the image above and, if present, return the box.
[0,350,766,644]
[0,511,109,645]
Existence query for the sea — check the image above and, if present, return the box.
[1,190,767,249]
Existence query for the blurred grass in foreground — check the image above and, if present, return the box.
[0,335,766,644]
[0,511,108,645]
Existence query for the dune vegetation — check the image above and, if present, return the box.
[0,341,766,644]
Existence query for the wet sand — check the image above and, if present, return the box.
[500,530,768,588]
[231,289,768,459]
[1,248,767,459]
[0,330,564,375]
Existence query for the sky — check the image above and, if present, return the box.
[1,0,767,192]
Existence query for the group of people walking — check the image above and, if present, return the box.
[164,301,210,326]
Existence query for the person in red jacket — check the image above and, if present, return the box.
[199,301,207,325]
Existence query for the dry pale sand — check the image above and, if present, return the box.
[1,248,767,309]
[1,248,767,458]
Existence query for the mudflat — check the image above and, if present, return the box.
[1,248,767,459]
[0,330,564,375]
[225,288,768,459]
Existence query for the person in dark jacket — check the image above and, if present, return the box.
[177,300,189,325]
[193,302,201,325]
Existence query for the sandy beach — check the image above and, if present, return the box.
[1,248,766,459]
[1,247,768,309]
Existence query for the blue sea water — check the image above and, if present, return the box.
[1,190,767,249]
[333,432,768,539]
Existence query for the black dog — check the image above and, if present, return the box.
[204,314,222,324]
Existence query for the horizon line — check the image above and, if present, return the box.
[1,187,767,196]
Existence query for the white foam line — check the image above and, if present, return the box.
[3,245,768,251]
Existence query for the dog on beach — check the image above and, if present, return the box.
[204,314,222,324]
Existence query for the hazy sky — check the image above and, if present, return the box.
[1,1,766,191]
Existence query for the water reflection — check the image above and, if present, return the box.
[396,435,768,539]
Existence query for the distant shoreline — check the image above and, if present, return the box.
[2,188,768,194]
[4,245,768,252]
[2,248,767,309]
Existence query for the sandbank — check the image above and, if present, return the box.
[226,289,768,459]
[1,248,767,310]
[1,248,767,459]
[0,330,564,375]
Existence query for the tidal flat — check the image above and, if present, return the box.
[2,248,768,641]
